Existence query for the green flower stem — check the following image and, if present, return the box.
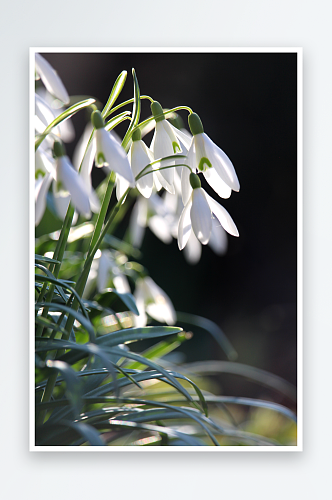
[105,95,154,118]
[137,106,193,131]
[88,171,116,253]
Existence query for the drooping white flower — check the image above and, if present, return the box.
[178,173,239,251]
[35,53,70,105]
[134,276,176,327]
[149,101,184,194]
[181,113,239,205]
[91,110,135,187]
[35,140,92,226]
[128,128,154,198]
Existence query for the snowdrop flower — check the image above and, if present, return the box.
[54,141,91,217]
[178,173,239,250]
[35,140,91,225]
[35,53,70,105]
[91,110,135,187]
[128,194,176,248]
[181,113,240,205]
[134,276,176,327]
[184,218,228,265]
[150,101,184,194]
[128,128,154,198]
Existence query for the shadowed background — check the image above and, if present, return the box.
[38,52,297,402]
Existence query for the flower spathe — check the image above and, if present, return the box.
[178,173,239,251]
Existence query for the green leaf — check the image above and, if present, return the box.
[35,338,119,398]
[35,254,60,265]
[95,289,139,316]
[35,98,95,150]
[96,325,183,348]
[35,273,89,320]
[35,302,95,342]
[105,111,131,131]
[176,311,238,361]
[45,360,82,419]
[107,346,201,413]
[63,421,105,446]
[101,71,127,118]
[98,419,203,446]
[183,360,297,401]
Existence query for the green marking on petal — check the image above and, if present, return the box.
[97,152,106,166]
[198,157,212,172]
[172,142,181,153]
[35,169,45,179]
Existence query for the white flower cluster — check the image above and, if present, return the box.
[35,55,240,327]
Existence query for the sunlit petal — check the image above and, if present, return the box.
[209,217,228,254]
[35,53,70,104]
[35,173,52,225]
[190,188,212,244]
[56,156,91,217]
[178,198,192,250]
[204,166,232,199]
[184,230,202,264]
[203,133,240,191]
[206,192,239,237]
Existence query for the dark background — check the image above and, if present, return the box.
[40,52,297,399]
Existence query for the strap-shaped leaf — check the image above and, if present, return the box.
[35,302,95,342]
[101,71,127,118]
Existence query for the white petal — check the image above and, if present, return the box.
[35,173,52,225]
[209,217,228,254]
[57,156,91,217]
[116,174,130,203]
[35,53,70,104]
[181,157,193,206]
[52,182,71,220]
[97,252,112,292]
[173,127,192,151]
[148,215,173,244]
[130,141,153,198]
[203,133,240,191]
[133,280,148,327]
[203,167,232,199]
[190,189,212,245]
[113,275,131,294]
[96,128,135,186]
[144,277,176,325]
[178,198,192,250]
[35,93,56,127]
[129,198,147,248]
[153,164,175,194]
[184,230,202,264]
[35,147,56,177]
[206,193,239,237]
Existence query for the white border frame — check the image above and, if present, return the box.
[30,47,302,452]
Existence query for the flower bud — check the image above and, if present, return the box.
[91,110,105,129]
[151,101,165,122]
[189,172,201,189]
[53,140,65,158]
[132,128,141,142]
[188,113,204,136]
